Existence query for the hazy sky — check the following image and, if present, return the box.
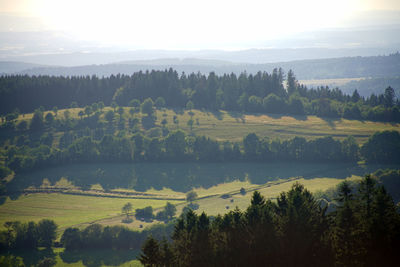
[1,0,399,49]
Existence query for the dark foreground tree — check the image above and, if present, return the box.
[139,178,400,267]
[138,236,161,267]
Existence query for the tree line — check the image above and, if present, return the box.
[0,218,174,252]
[0,69,399,122]
[4,129,400,175]
[139,176,400,267]
[60,223,175,252]
[0,219,57,250]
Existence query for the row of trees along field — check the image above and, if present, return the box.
[0,220,175,266]
[139,177,400,267]
[0,219,57,250]
[0,69,399,122]
[2,175,399,267]
[3,129,400,174]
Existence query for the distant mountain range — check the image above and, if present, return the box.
[1,52,398,80]
[1,20,399,66]
[0,61,43,74]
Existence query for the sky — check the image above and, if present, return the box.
[0,0,399,49]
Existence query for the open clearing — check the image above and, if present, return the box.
[299,77,366,88]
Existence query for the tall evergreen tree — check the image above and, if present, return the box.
[138,236,161,267]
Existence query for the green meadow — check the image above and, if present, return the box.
[0,193,182,232]
[12,107,400,144]
[2,161,388,232]
[154,109,399,143]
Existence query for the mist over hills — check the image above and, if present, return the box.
[0,46,398,68]
[3,52,399,81]
[0,13,399,66]
[0,61,43,74]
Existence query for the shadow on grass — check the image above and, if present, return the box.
[122,217,134,224]
[60,249,139,267]
[210,110,224,120]
[226,111,243,119]
[291,114,308,121]
[320,117,341,130]
[173,108,184,115]
[1,248,56,267]
[227,111,246,123]
[5,162,397,201]
[227,111,309,123]
[267,113,285,119]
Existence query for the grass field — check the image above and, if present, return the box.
[11,107,400,144]
[0,172,361,233]
[152,109,399,143]
[189,176,361,216]
[299,77,366,88]
[2,161,390,232]
[0,193,182,232]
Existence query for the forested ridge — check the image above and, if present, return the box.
[0,68,399,122]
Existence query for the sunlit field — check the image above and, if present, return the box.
[11,107,400,145]
[0,193,182,233]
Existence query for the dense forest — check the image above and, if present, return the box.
[1,69,399,122]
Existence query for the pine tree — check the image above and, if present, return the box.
[138,236,161,267]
